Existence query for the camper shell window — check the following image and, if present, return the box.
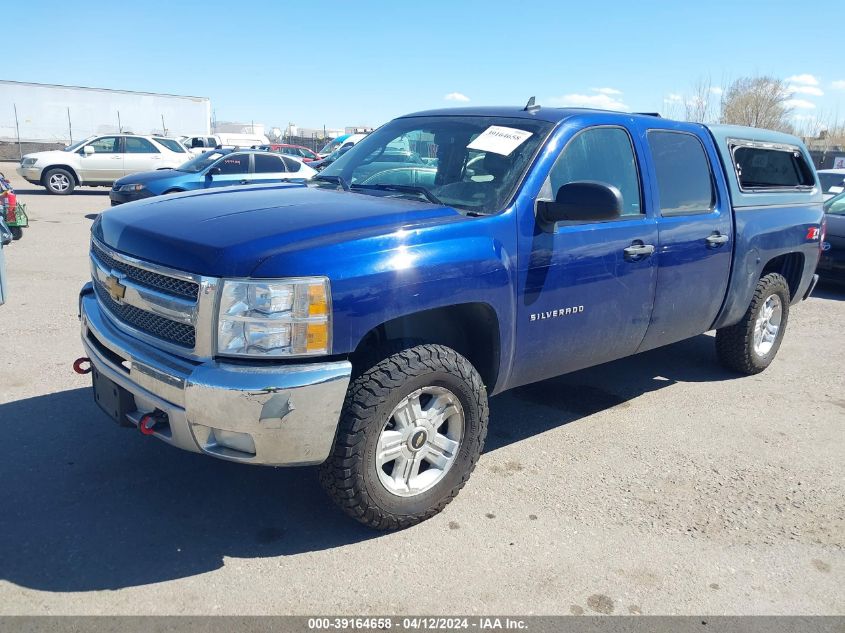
[729,139,815,192]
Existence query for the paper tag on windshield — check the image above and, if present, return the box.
[467,126,532,156]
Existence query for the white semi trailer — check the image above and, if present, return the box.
[0,80,211,144]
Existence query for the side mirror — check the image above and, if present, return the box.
[83,145,95,156]
[538,181,622,229]
[206,166,221,177]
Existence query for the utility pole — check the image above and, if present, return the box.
[67,107,73,144]
[117,110,122,133]
[13,103,22,159]
[161,114,167,136]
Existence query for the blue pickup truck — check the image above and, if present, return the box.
[78,106,824,529]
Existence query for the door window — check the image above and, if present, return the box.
[545,127,642,217]
[216,153,250,174]
[125,137,159,154]
[648,131,714,216]
[86,137,122,154]
[281,156,302,172]
[254,154,285,173]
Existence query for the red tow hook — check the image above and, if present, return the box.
[139,413,158,436]
[73,357,92,374]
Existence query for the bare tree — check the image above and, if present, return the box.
[719,76,794,132]
[684,76,715,123]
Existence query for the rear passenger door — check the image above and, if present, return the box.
[251,153,289,183]
[123,137,161,176]
[636,124,733,351]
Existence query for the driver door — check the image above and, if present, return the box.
[79,136,124,182]
[512,123,658,387]
[204,153,251,189]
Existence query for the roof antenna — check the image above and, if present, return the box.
[523,96,540,112]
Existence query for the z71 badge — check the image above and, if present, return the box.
[530,306,584,322]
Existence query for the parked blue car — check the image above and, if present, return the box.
[109,149,316,205]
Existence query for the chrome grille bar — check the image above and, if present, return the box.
[89,238,220,360]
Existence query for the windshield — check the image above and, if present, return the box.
[176,150,228,173]
[317,116,553,214]
[824,190,845,215]
[154,137,187,153]
[819,172,845,194]
[64,137,95,152]
[319,137,346,154]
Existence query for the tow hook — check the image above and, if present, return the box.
[139,411,166,436]
[72,357,92,374]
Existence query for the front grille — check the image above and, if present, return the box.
[94,280,196,348]
[92,242,199,300]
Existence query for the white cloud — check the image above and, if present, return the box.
[784,98,817,110]
[444,92,470,102]
[592,87,622,95]
[831,80,845,90]
[547,93,628,111]
[786,74,819,86]
[666,93,683,102]
[789,85,824,96]
[710,86,724,96]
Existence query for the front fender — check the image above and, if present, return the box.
[251,213,517,383]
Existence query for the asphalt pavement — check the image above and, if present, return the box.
[0,165,842,615]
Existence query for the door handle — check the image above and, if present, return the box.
[706,232,729,247]
[111,156,122,160]
[239,179,249,185]
[623,241,655,261]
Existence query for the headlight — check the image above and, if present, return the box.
[118,184,145,192]
[21,157,37,167]
[217,278,331,357]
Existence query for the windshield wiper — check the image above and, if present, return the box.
[350,183,443,205]
[314,174,350,191]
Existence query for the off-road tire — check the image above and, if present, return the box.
[715,272,790,375]
[319,344,488,530]
[43,168,75,195]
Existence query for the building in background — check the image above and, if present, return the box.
[0,80,211,145]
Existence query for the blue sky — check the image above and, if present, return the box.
[6,0,845,131]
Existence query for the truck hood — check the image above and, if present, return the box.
[93,184,467,277]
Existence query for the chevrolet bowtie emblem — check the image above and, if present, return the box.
[104,274,126,302]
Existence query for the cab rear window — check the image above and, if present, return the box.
[731,142,815,191]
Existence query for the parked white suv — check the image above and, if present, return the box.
[17,134,190,195]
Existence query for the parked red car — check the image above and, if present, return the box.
[259,144,319,163]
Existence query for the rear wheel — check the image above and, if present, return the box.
[43,168,75,195]
[319,344,488,530]
[715,273,790,374]
[9,226,22,240]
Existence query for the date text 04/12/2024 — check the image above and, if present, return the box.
[307,617,528,630]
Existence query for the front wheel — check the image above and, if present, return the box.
[319,344,488,530]
[43,168,75,195]
[716,272,790,374]
[9,226,22,240]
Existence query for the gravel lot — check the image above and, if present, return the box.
[0,164,842,616]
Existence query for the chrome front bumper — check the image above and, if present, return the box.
[79,284,352,466]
